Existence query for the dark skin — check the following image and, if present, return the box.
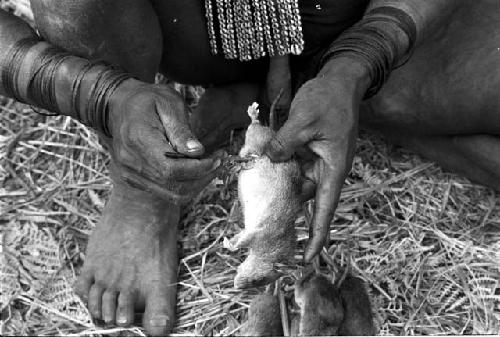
[265,0,481,261]
[1,0,500,335]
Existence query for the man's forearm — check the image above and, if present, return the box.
[366,0,462,47]
[0,9,88,119]
[0,9,38,96]
[319,0,463,99]
[0,9,132,135]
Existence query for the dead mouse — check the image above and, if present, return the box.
[294,271,377,336]
[294,271,344,336]
[231,103,301,289]
[337,275,377,336]
[239,292,283,336]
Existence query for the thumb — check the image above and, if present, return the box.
[265,117,310,162]
[156,99,205,157]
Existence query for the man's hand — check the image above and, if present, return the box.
[265,58,371,262]
[107,79,222,205]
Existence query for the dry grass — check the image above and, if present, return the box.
[1,1,500,335]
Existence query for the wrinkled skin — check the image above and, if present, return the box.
[0,0,497,335]
[266,0,500,262]
[107,79,223,204]
[266,60,368,262]
[75,182,180,335]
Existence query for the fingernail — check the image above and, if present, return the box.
[186,139,202,152]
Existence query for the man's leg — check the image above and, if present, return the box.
[31,1,176,335]
[384,133,500,190]
[360,1,500,190]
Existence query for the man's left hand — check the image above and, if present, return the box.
[265,57,370,262]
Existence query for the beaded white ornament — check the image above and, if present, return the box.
[205,0,304,61]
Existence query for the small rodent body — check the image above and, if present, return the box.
[233,104,301,289]
[294,272,344,336]
[294,272,377,336]
[239,293,283,336]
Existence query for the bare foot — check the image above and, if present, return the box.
[75,181,179,336]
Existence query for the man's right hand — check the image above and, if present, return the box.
[107,79,222,205]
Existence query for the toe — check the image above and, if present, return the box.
[142,285,176,336]
[88,284,104,319]
[116,291,135,327]
[102,290,118,325]
[75,274,93,303]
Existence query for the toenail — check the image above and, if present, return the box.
[150,315,170,327]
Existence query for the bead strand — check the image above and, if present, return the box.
[252,0,265,58]
[204,0,304,61]
[290,0,304,55]
[225,0,238,59]
[204,0,218,55]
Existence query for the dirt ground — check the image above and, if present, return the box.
[1,1,499,336]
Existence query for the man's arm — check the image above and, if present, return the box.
[0,10,38,96]
[321,0,463,79]
[366,0,462,46]
[0,8,219,204]
[267,0,466,262]
[0,8,118,123]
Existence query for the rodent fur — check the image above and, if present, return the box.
[233,105,301,289]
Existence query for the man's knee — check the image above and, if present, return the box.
[30,0,162,80]
[31,0,107,55]
[359,92,418,133]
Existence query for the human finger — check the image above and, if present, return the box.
[131,127,221,182]
[264,113,311,162]
[304,160,344,263]
[155,98,204,157]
